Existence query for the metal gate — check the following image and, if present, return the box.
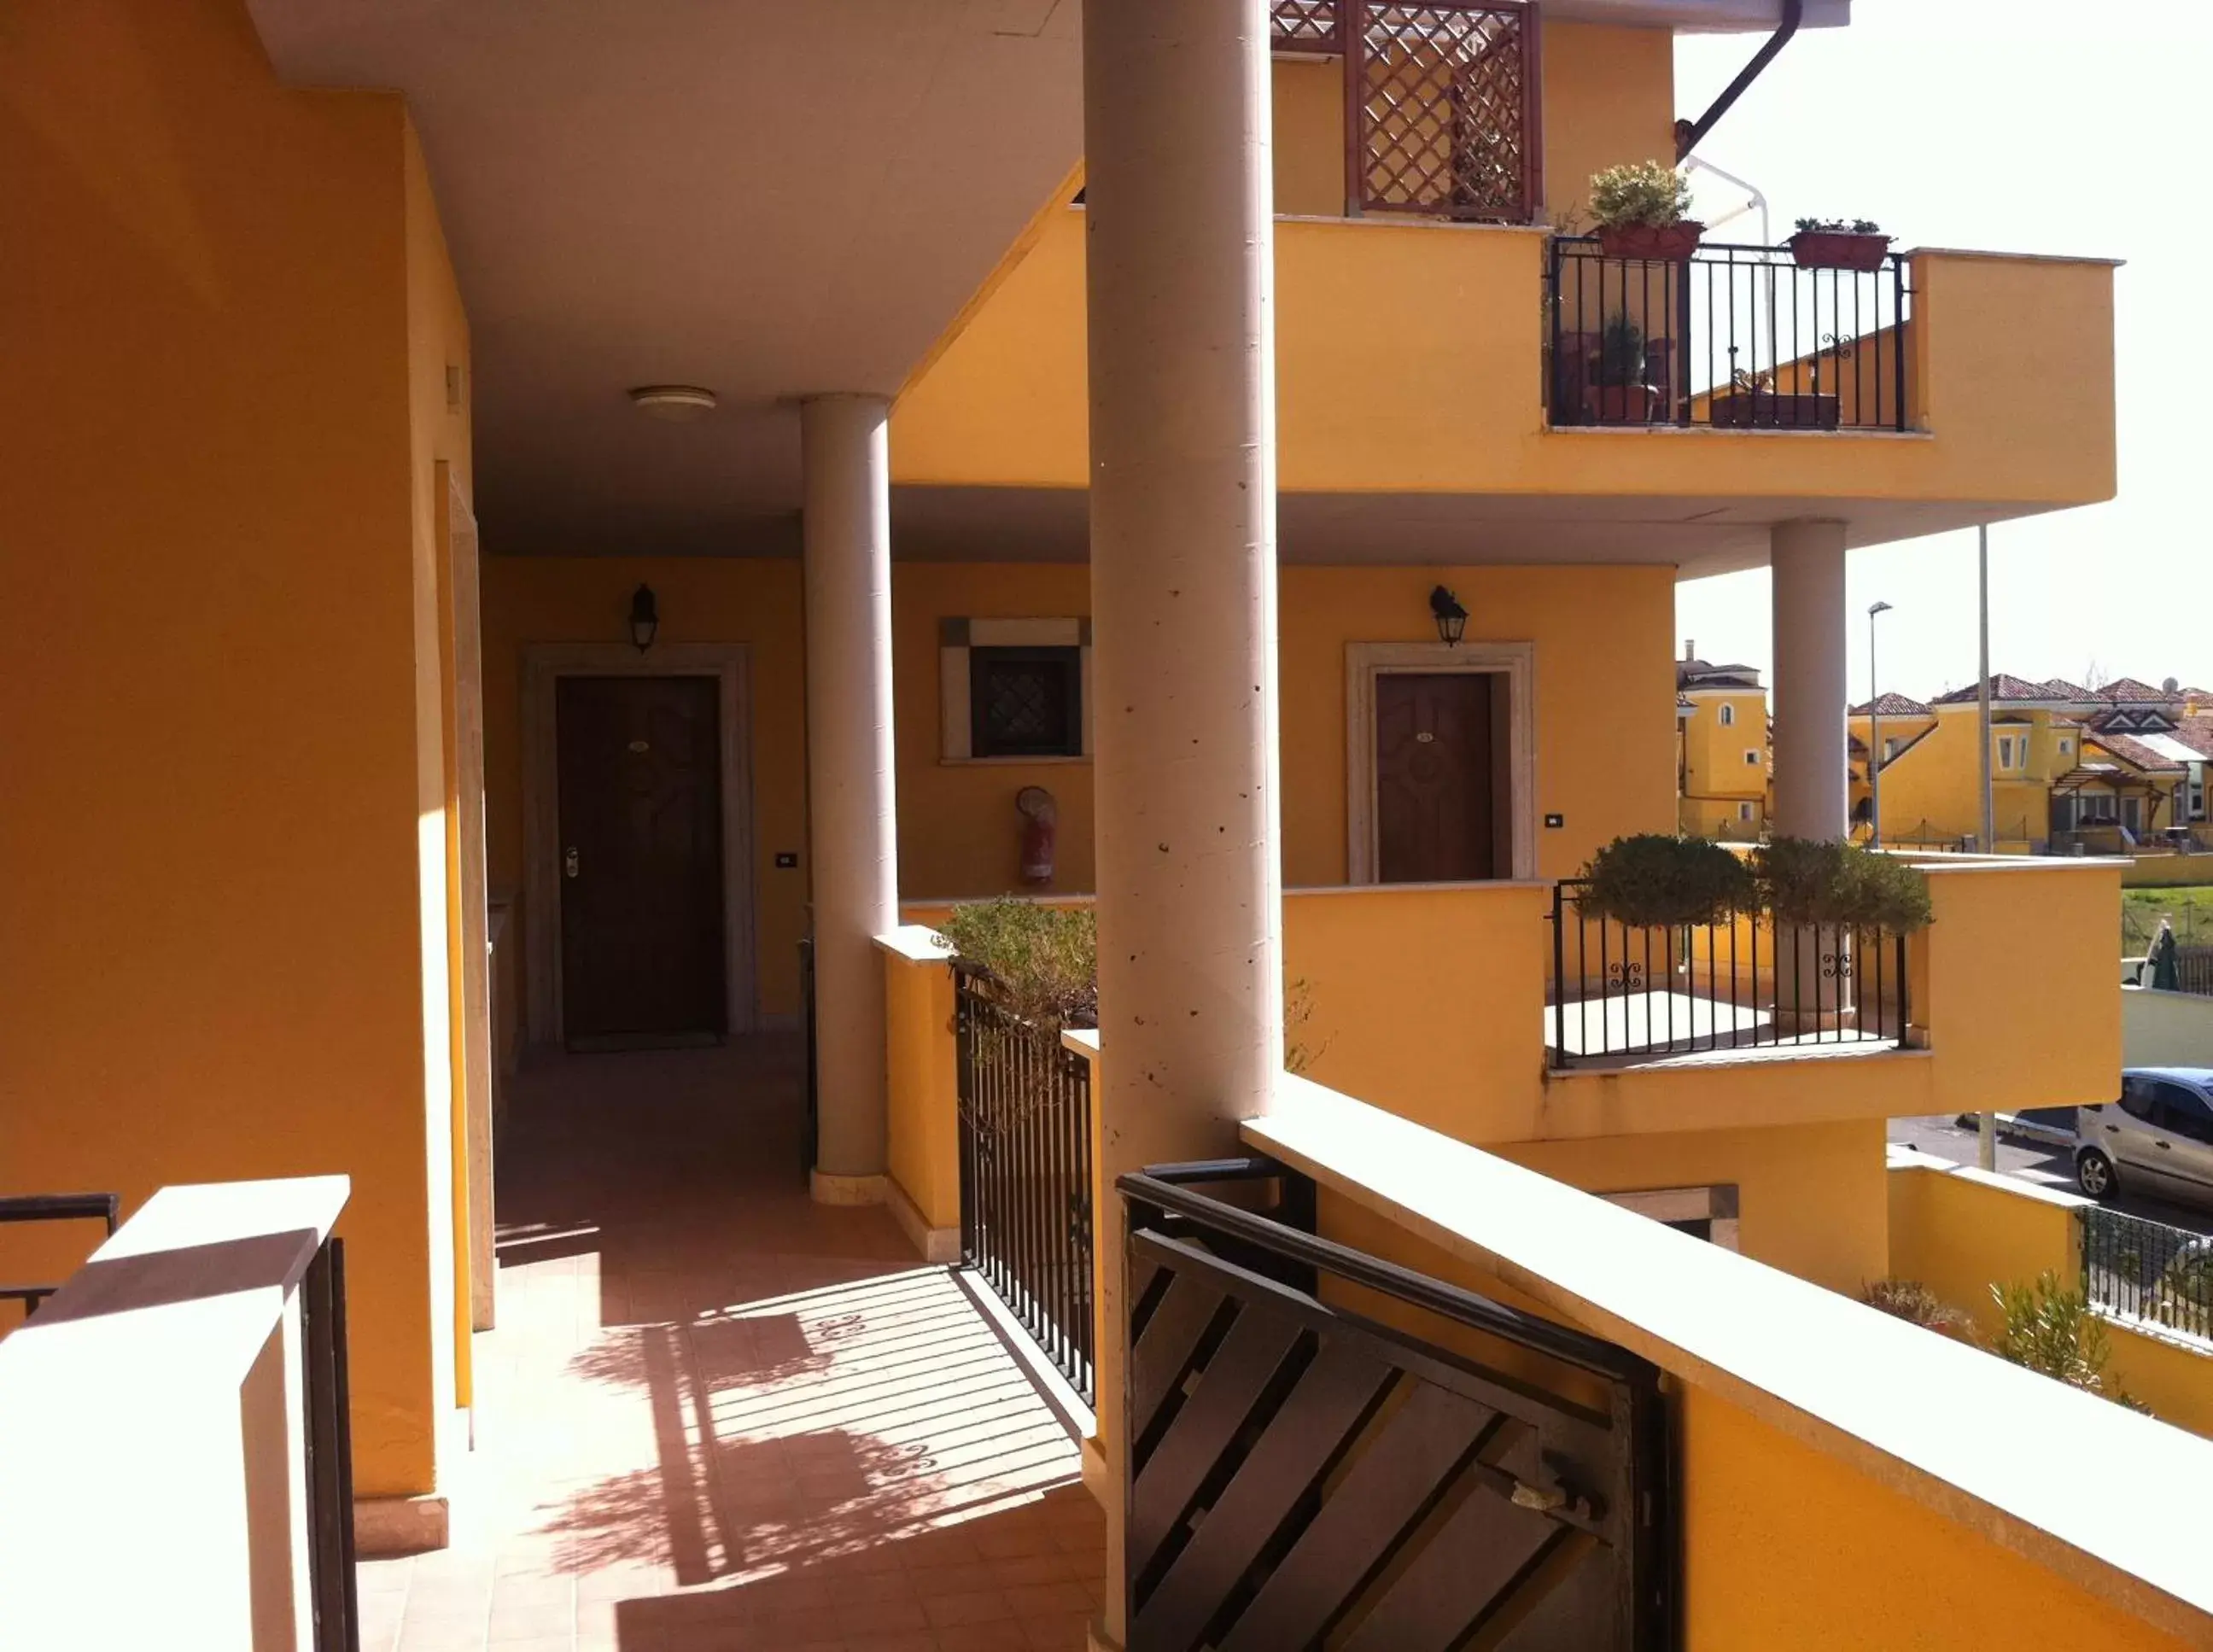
[955,967,1096,1405]
[1120,1159,1676,1651]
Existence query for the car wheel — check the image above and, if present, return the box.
[2076,1149,2117,1200]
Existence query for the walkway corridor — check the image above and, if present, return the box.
[359,1039,1104,1651]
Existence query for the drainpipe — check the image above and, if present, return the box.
[1675,0,1804,163]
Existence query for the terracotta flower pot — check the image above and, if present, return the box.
[1595,220,1705,261]
[1789,230,1893,271]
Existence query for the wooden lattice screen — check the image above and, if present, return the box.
[1271,3,1544,222]
[1354,3,1541,221]
[1270,0,1346,52]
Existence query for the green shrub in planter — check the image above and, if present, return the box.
[1579,834,1754,929]
[936,896,1098,1030]
[1755,838,1932,932]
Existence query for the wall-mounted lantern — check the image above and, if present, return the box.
[628,584,660,652]
[1429,585,1469,647]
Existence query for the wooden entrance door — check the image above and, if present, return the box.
[1375,672,1502,883]
[556,675,727,1044]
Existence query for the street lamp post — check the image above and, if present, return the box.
[1867,600,1894,847]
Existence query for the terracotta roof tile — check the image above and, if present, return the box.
[1930,673,2057,705]
[2100,676,2179,703]
[2085,729,2186,773]
[1850,692,1933,718]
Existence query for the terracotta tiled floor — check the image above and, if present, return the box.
[359,1038,1104,1651]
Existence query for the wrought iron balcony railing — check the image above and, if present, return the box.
[1547,235,1912,433]
[1548,879,1911,1067]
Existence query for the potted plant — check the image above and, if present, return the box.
[1578,834,1754,929]
[1587,310,1655,423]
[1789,216,1892,271]
[1587,160,1702,260]
[1753,838,1932,932]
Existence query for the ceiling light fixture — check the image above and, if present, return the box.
[628,384,718,423]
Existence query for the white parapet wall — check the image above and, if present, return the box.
[2122,984,2213,1069]
[0,1176,349,1649]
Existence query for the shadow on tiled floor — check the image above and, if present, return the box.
[359,1037,1103,1651]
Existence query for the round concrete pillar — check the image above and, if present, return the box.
[1083,3,1282,1643]
[1771,519,1850,843]
[802,394,896,1201]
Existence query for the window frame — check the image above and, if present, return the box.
[968,645,1085,761]
[938,617,1093,763]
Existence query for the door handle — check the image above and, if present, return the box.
[564,847,580,879]
[2155,1140,2172,1151]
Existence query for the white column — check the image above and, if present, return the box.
[1084,3,1281,1645]
[802,394,896,1201]
[1771,519,1849,842]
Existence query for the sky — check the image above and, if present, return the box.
[1671,0,2213,703]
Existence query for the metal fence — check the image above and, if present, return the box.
[955,968,1096,1406]
[0,1192,118,1323]
[1547,880,1909,1067]
[2081,1205,2213,1341]
[1119,1158,1674,1649]
[1549,236,1910,432]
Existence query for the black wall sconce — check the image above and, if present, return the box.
[1429,585,1468,647]
[628,584,659,652]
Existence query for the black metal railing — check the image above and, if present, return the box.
[799,937,819,1178]
[2081,1205,2212,1343]
[1119,1159,1674,1650]
[1548,879,1909,1067]
[956,967,1096,1406]
[300,1238,360,1652]
[1548,235,1910,432]
[0,1192,119,1323]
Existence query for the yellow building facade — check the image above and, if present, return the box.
[15,6,2201,1644]
[1676,652,1770,839]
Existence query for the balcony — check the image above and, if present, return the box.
[1548,236,1911,433]
[893,215,2117,567]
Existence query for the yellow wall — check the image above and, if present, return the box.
[896,563,1097,899]
[1912,859,2122,1118]
[1873,707,2093,845]
[879,560,1672,905]
[1679,689,1767,810]
[406,116,471,1420]
[478,556,811,1020]
[1271,57,1343,218]
[1889,1158,2213,1441]
[1679,1383,2187,1651]
[0,0,456,1497]
[881,943,961,1235]
[1539,24,1675,229]
[1501,1118,1889,1294]
[892,208,2118,519]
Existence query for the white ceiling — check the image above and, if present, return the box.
[247,0,1085,555]
[245,0,1838,558]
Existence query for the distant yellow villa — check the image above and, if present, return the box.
[12,3,2213,1648]
[1676,648,1771,839]
[1853,674,2213,860]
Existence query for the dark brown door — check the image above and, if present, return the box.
[1375,673,1500,883]
[556,675,726,1044]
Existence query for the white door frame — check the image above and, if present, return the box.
[1346,640,1536,883]
[522,642,759,1048]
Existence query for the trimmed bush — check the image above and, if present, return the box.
[1578,834,1755,929]
[1755,838,1932,932]
[936,897,1098,1030]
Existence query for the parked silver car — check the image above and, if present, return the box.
[2076,1067,2213,1208]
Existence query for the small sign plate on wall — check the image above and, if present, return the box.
[1544,813,1565,829]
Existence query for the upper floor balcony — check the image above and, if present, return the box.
[892,1,2117,574]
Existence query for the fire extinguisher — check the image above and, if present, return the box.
[1017,785,1058,885]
